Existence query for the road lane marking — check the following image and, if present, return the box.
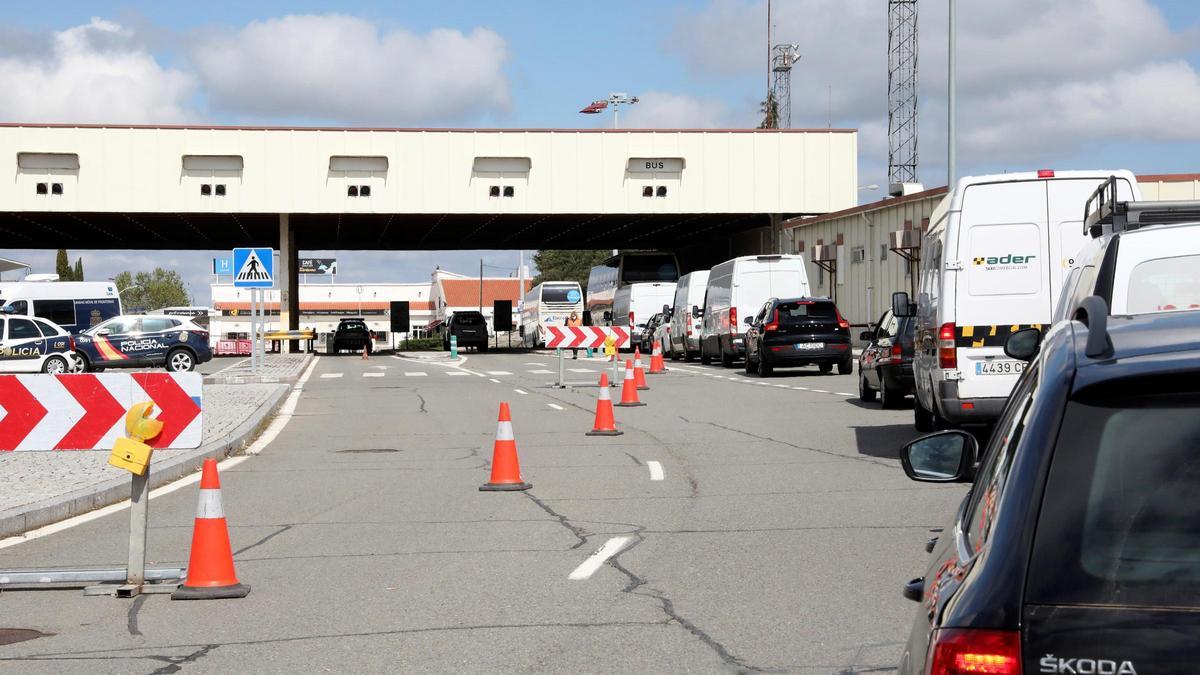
[647,461,664,481]
[811,389,830,394]
[529,369,554,374]
[514,388,528,395]
[568,536,632,580]
[837,392,855,397]
[363,372,384,378]
[446,371,469,376]
[774,384,789,388]
[792,386,808,390]
[404,372,428,377]
[489,378,501,383]
[568,368,594,373]
[486,371,512,376]
[547,403,564,410]
[524,362,548,366]
[320,373,343,379]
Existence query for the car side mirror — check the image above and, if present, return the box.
[858,330,874,342]
[663,304,671,315]
[0,305,13,314]
[743,316,754,326]
[892,291,914,318]
[900,431,977,483]
[692,306,703,319]
[1004,327,1042,362]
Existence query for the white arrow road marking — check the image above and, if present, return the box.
[647,461,664,481]
[568,536,632,580]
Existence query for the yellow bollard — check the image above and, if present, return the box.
[108,402,165,476]
[603,334,617,361]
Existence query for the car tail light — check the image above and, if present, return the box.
[629,312,635,327]
[890,342,902,361]
[939,322,957,369]
[729,307,738,331]
[764,309,779,332]
[835,308,850,330]
[1036,169,1055,178]
[926,628,1021,675]
[685,325,692,337]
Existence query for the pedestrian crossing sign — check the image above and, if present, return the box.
[233,247,275,288]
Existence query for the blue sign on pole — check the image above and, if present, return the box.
[232,248,275,288]
[213,257,234,275]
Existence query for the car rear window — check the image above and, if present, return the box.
[456,314,485,326]
[1126,254,1200,313]
[542,286,581,303]
[1027,389,1200,608]
[776,301,836,323]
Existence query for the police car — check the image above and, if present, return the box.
[74,314,212,372]
[0,310,82,374]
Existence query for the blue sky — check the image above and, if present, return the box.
[1,1,1197,302]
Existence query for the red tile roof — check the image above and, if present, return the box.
[440,279,532,308]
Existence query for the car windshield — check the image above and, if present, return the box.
[776,301,836,323]
[1027,388,1200,608]
[92,317,139,334]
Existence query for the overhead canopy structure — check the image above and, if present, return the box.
[0,256,30,276]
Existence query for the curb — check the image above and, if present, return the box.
[0,384,291,540]
[203,353,313,385]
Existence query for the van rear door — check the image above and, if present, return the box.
[733,260,808,332]
[1046,177,1138,310]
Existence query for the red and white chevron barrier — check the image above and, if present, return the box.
[0,373,202,451]
[543,326,631,349]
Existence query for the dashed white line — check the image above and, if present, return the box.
[836,392,856,397]
[529,369,554,375]
[404,372,428,377]
[568,536,632,580]
[320,373,343,379]
[547,403,564,410]
[363,372,384,378]
[524,362,548,366]
[811,389,830,394]
[792,386,808,391]
[486,371,513,376]
[647,461,664,481]
[514,388,528,395]
[773,384,789,388]
[446,371,469,377]
[489,378,501,383]
[568,368,594,373]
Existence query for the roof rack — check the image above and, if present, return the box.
[1083,175,1200,237]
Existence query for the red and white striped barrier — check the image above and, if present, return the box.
[543,326,631,349]
[0,373,202,451]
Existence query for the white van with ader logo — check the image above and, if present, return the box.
[898,169,1142,431]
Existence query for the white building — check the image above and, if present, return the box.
[428,269,530,330]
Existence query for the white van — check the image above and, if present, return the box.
[1055,179,1200,322]
[613,282,677,351]
[0,280,122,334]
[898,169,1141,431]
[700,255,810,367]
[668,270,710,361]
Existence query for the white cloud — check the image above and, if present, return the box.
[618,90,744,128]
[189,14,511,125]
[0,17,195,123]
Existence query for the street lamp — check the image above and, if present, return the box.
[948,0,957,188]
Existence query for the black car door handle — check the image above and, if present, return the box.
[902,577,925,603]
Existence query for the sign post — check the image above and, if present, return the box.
[233,248,275,373]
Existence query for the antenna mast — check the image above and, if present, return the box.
[887,0,919,195]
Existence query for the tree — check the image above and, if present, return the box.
[114,267,189,312]
[758,92,779,130]
[532,250,611,289]
[73,258,83,282]
[56,249,74,281]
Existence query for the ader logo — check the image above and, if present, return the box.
[974,252,1037,266]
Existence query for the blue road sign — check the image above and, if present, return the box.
[213,257,234,275]
[232,248,274,288]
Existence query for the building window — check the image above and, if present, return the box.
[881,244,889,261]
[347,185,359,197]
[656,186,668,197]
[642,185,653,197]
[851,246,866,264]
[503,186,515,198]
[360,185,371,197]
[51,183,63,195]
[214,184,226,196]
[200,184,212,196]
[489,185,500,197]
[35,182,48,195]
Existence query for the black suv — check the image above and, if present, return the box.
[329,318,372,355]
[896,300,1200,673]
[858,308,916,407]
[444,311,489,352]
[743,297,852,376]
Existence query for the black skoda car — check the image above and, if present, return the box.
[743,297,852,376]
[896,300,1200,674]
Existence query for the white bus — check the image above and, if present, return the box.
[585,253,680,326]
[520,281,584,347]
[0,279,122,334]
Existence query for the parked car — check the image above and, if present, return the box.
[75,314,211,372]
[653,308,672,357]
[668,270,709,361]
[742,297,851,376]
[896,299,1200,673]
[858,308,916,407]
[639,312,667,354]
[327,318,372,355]
[701,255,810,367]
[443,311,489,352]
[0,311,82,374]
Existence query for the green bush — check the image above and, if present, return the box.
[397,337,444,351]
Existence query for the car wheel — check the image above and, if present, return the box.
[880,375,901,409]
[859,375,877,402]
[73,353,91,373]
[914,395,935,432]
[837,356,853,375]
[166,349,195,372]
[758,353,773,377]
[818,362,833,375]
[479,344,489,352]
[42,355,69,375]
[684,349,696,363]
[744,353,756,374]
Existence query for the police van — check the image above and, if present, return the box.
[0,278,122,334]
[893,169,1142,431]
[0,310,81,374]
[74,314,213,372]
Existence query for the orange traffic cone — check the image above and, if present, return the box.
[633,348,649,390]
[172,458,250,600]
[615,359,645,407]
[586,373,623,436]
[480,402,532,491]
[648,340,667,374]
[361,345,369,360]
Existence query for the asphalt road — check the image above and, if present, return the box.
[0,350,966,673]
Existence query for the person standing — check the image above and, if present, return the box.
[567,311,583,359]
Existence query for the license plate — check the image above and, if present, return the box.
[795,342,824,351]
[975,360,1025,375]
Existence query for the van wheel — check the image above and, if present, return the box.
[914,396,934,432]
[719,341,734,368]
[685,349,696,363]
[700,345,712,365]
[42,355,69,375]
[166,349,195,372]
[859,375,877,402]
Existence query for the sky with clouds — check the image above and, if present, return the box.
[1,0,1197,304]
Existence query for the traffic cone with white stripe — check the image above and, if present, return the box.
[480,402,532,491]
[172,458,250,600]
[634,348,650,390]
[586,373,623,436]
[648,340,667,374]
[615,359,645,407]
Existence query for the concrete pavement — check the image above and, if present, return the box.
[0,350,964,673]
